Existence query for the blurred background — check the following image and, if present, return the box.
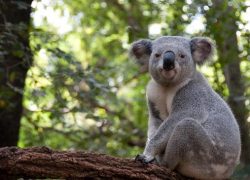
[0,0,249,178]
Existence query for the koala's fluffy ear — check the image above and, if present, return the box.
[190,37,215,65]
[129,39,152,72]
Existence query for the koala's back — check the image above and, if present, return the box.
[172,72,241,177]
[173,72,240,146]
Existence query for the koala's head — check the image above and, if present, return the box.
[129,36,214,86]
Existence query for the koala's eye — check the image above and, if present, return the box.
[179,54,185,58]
[155,53,161,58]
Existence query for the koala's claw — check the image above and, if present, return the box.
[135,154,144,162]
[135,154,155,165]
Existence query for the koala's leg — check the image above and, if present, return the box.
[147,117,162,140]
[161,118,215,170]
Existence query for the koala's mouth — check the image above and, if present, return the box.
[160,69,177,80]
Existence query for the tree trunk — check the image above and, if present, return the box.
[0,0,33,146]
[205,0,250,164]
[0,146,187,179]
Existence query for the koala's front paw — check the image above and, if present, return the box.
[135,154,155,164]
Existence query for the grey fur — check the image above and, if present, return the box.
[130,36,241,179]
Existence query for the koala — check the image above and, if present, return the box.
[129,36,241,179]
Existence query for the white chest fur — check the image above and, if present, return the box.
[146,79,190,120]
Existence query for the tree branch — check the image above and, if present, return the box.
[0,146,188,179]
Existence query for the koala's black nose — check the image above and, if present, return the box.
[163,51,175,71]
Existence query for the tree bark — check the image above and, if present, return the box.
[205,0,250,164]
[0,146,187,179]
[0,0,33,146]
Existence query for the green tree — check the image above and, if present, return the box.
[15,2,250,176]
[204,0,250,165]
[20,0,161,155]
[0,0,33,147]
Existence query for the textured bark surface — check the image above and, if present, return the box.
[0,146,188,179]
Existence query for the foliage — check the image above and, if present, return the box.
[20,0,155,157]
